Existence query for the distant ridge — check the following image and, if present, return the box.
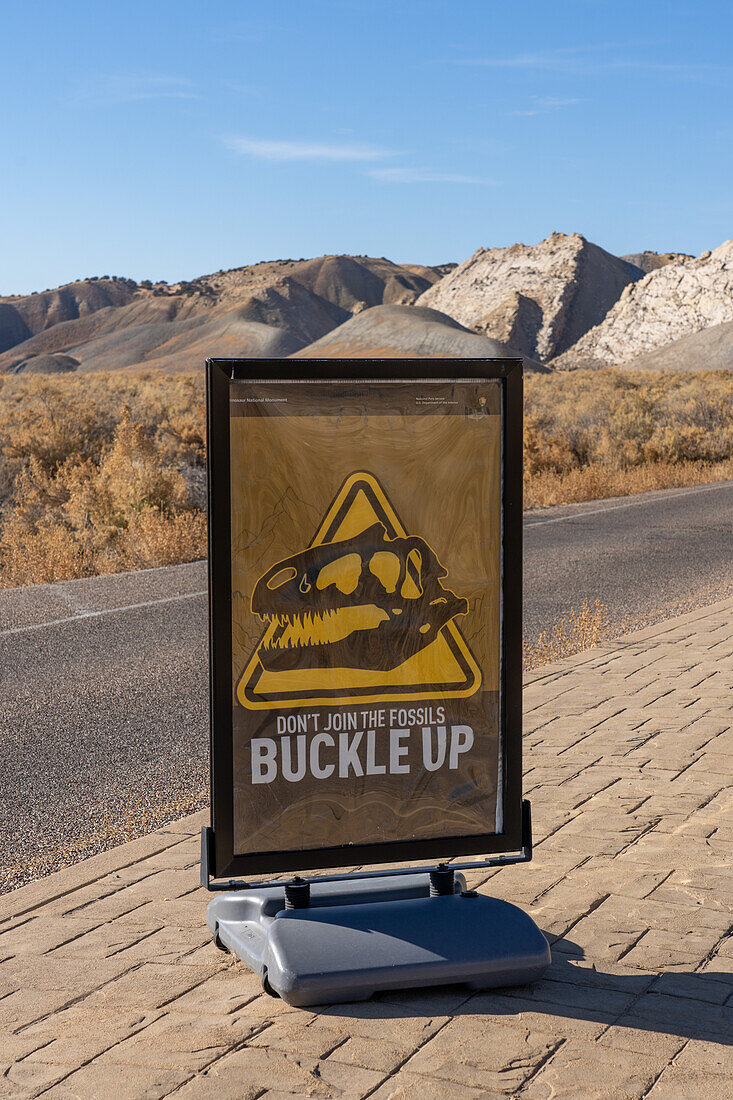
[291,303,548,370]
[3,236,730,374]
[0,256,448,374]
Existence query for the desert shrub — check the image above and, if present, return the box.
[523,599,609,670]
[0,367,731,586]
[525,369,733,506]
[0,372,206,587]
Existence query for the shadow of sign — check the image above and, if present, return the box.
[312,937,732,1047]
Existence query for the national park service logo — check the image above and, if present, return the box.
[237,472,482,709]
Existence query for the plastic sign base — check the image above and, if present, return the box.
[206,872,550,1007]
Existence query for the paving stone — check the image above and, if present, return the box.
[698,954,733,978]
[646,1066,731,1098]
[619,991,732,1041]
[554,915,644,964]
[93,1011,256,1071]
[126,897,213,930]
[106,924,213,964]
[367,1069,502,1098]
[526,903,579,941]
[538,858,669,905]
[325,1033,408,1074]
[650,876,733,912]
[0,916,101,956]
[3,598,733,1096]
[0,1033,58,1070]
[310,1001,449,1049]
[143,847,202,872]
[42,1064,190,1098]
[247,1018,347,1059]
[79,962,214,1010]
[173,1076,262,1100]
[649,970,733,1005]
[596,1025,685,1060]
[670,1037,733,1076]
[0,832,190,926]
[181,1045,384,1097]
[620,928,722,970]
[601,893,730,934]
[44,872,154,917]
[371,983,474,1016]
[3,1059,75,1095]
[521,1038,673,1099]
[499,975,635,1016]
[165,966,261,1014]
[459,991,612,1039]
[405,1016,560,1091]
[539,957,654,995]
[0,956,130,993]
[49,921,166,960]
[0,988,80,1032]
[24,1030,142,1066]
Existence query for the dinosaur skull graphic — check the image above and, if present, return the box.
[251,522,468,672]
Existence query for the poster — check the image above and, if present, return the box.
[226,378,504,858]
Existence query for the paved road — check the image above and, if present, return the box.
[0,563,209,877]
[2,480,732,876]
[524,480,733,641]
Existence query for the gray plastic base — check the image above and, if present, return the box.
[206,873,550,1007]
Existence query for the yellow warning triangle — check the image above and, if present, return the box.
[237,472,482,710]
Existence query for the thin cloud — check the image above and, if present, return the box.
[511,95,583,117]
[224,136,395,162]
[368,167,494,185]
[451,48,731,80]
[450,44,621,71]
[73,73,199,105]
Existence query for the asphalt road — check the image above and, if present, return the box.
[2,480,732,877]
[524,480,733,640]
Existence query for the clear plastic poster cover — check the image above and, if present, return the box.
[228,378,503,855]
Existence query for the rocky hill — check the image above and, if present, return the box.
[4,235,731,374]
[0,278,138,355]
[416,233,643,362]
[292,304,548,370]
[626,321,733,373]
[552,240,733,369]
[0,256,452,374]
[620,251,693,274]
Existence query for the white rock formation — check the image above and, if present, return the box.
[416,232,642,362]
[553,240,733,369]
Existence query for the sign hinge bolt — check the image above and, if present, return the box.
[429,864,455,896]
[284,877,311,909]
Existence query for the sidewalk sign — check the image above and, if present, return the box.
[202,358,549,1004]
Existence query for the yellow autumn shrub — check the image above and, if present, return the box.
[524,368,733,506]
[0,373,206,587]
[0,367,731,587]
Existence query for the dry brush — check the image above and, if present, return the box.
[0,368,731,589]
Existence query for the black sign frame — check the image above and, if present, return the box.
[206,357,524,881]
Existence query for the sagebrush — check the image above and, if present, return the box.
[0,372,206,587]
[525,368,733,506]
[1,368,731,587]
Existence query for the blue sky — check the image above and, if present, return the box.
[1,0,731,294]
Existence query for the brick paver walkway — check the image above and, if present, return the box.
[1,600,731,1098]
